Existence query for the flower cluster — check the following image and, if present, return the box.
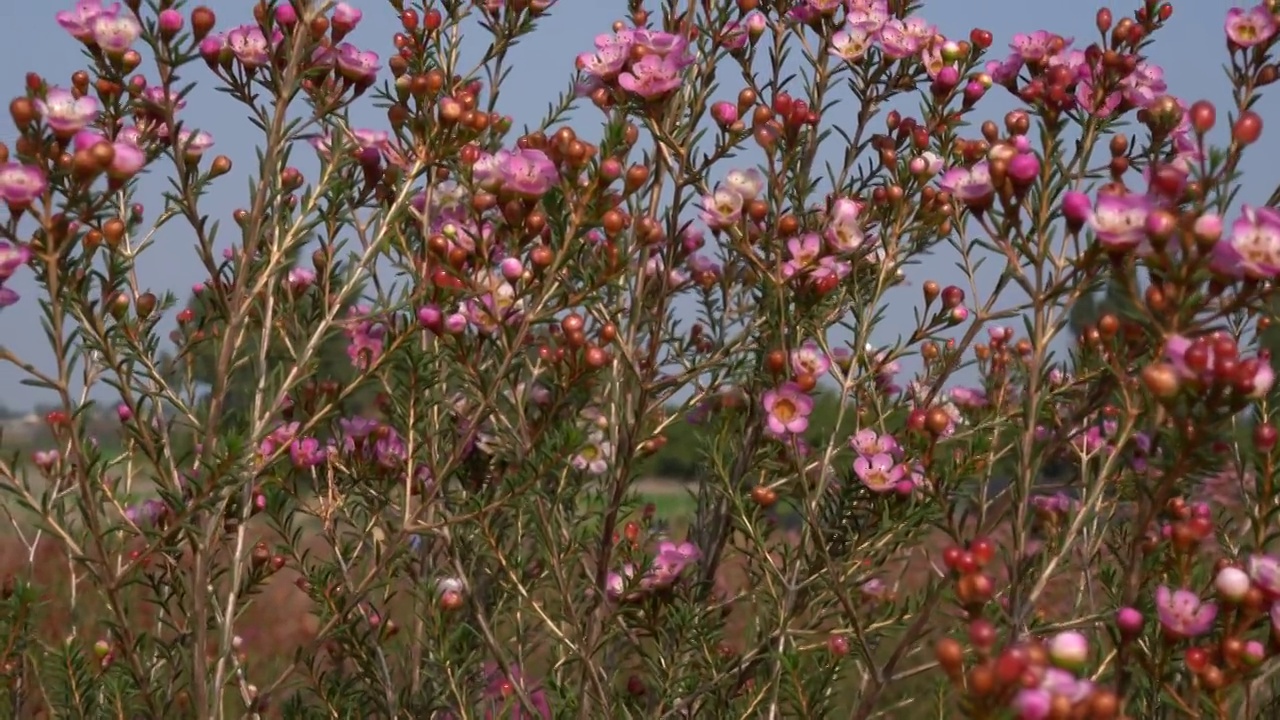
[575,28,696,101]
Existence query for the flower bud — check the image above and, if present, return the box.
[1215,566,1251,602]
[1116,607,1144,641]
[1047,630,1089,671]
[1061,191,1091,232]
[1141,362,1180,398]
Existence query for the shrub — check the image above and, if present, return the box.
[2,0,1280,718]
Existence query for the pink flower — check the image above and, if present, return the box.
[825,198,866,253]
[0,241,29,280]
[986,53,1024,86]
[617,54,684,99]
[57,1,119,42]
[140,86,186,114]
[782,233,822,279]
[699,187,744,230]
[790,341,831,377]
[176,129,215,159]
[1226,4,1277,48]
[496,148,559,198]
[1088,192,1152,251]
[35,87,99,137]
[575,45,629,83]
[646,541,701,588]
[91,12,141,56]
[1249,554,1280,598]
[349,128,390,165]
[462,269,523,334]
[227,25,270,69]
[718,20,750,52]
[286,267,315,293]
[723,168,764,201]
[571,432,612,475]
[108,141,146,179]
[0,163,47,210]
[629,29,693,61]
[849,429,899,457]
[877,18,931,59]
[1155,585,1217,639]
[853,453,902,492]
[289,437,325,469]
[1010,30,1067,64]
[335,44,381,84]
[344,307,386,369]
[938,163,995,211]
[1122,61,1168,108]
[847,0,890,33]
[332,2,363,32]
[830,27,873,61]
[762,381,813,437]
[1214,204,1280,279]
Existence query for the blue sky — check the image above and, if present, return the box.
[0,1,1273,410]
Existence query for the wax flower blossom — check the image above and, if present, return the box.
[258,422,301,459]
[473,148,559,199]
[289,437,326,469]
[331,2,363,34]
[853,453,903,493]
[177,129,215,159]
[829,25,874,61]
[34,87,98,137]
[286,267,315,294]
[90,12,141,56]
[496,148,559,198]
[461,268,524,334]
[849,429,900,458]
[334,43,382,85]
[807,254,851,289]
[841,0,889,31]
[344,307,387,370]
[825,197,868,253]
[790,341,831,378]
[576,29,695,100]
[1009,30,1070,64]
[762,381,814,437]
[1225,3,1278,48]
[1154,585,1217,639]
[571,431,612,475]
[938,162,995,212]
[782,233,822,279]
[699,168,764,230]
[1211,204,1280,280]
[0,242,25,280]
[56,0,120,42]
[1248,554,1280,597]
[646,541,701,588]
[877,17,935,59]
[0,163,48,211]
[227,24,272,70]
[1085,190,1154,252]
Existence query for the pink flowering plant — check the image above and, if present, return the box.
[6,0,1280,717]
